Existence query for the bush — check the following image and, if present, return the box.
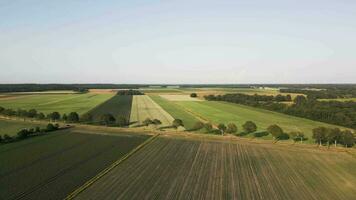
[242,121,257,133]
[17,129,29,139]
[35,127,41,133]
[143,118,153,126]
[152,119,162,125]
[46,123,56,131]
[192,121,204,131]
[253,131,269,137]
[117,116,129,127]
[278,133,290,140]
[172,119,184,129]
[190,93,197,98]
[226,123,238,134]
[68,112,79,123]
[3,134,12,141]
[218,123,227,135]
[80,113,93,123]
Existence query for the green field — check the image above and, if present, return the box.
[150,95,200,130]
[75,136,356,200]
[176,101,348,141]
[88,95,133,121]
[319,98,356,102]
[0,93,114,115]
[0,119,46,136]
[0,129,149,200]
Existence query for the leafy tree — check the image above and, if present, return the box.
[290,131,306,143]
[293,95,307,106]
[67,112,79,123]
[36,112,45,120]
[226,123,238,134]
[242,121,257,133]
[192,121,204,131]
[117,116,129,127]
[143,118,153,126]
[100,114,116,126]
[217,123,227,135]
[152,119,162,125]
[80,113,93,122]
[17,129,29,139]
[172,119,184,129]
[49,112,61,122]
[46,123,56,131]
[341,130,355,148]
[204,123,213,132]
[62,114,68,122]
[312,127,327,146]
[326,128,341,147]
[190,93,198,98]
[267,124,284,140]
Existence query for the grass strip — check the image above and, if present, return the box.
[64,133,160,200]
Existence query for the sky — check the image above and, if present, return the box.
[0,0,355,84]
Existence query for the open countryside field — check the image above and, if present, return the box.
[319,98,356,102]
[0,129,149,200]
[176,101,349,141]
[130,95,174,127]
[150,95,200,130]
[0,93,114,115]
[88,95,132,121]
[75,136,356,200]
[160,94,203,101]
[0,119,46,136]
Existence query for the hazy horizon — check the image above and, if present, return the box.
[1,0,356,84]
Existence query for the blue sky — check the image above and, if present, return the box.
[0,0,355,84]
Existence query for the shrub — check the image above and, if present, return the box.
[190,93,198,98]
[226,123,238,134]
[46,123,56,131]
[3,134,12,141]
[80,113,93,122]
[68,112,79,123]
[253,131,269,137]
[218,123,227,135]
[117,116,129,127]
[204,123,213,132]
[192,121,204,131]
[242,121,257,133]
[152,119,162,125]
[143,118,153,126]
[172,119,184,129]
[17,129,29,139]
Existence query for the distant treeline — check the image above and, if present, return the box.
[205,93,356,129]
[280,87,356,99]
[117,90,144,95]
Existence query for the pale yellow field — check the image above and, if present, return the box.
[159,94,203,101]
[130,95,175,127]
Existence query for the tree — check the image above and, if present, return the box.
[286,95,292,101]
[46,123,56,131]
[17,129,29,139]
[217,123,227,135]
[326,128,341,147]
[193,121,204,131]
[100,114,116,126]
[3,134,12,141]
[312,127,327,146]
[0,106,4,113]
[204,123,213,132]
[172,119,184,129]
[290,131,305,144]
[27,109,37,118]
[226,123,238,134]
[117,116,129,127]
[143,118,153,126]
[62,114,68,122]
[293,95,307,106]
[0,135,3,143]
[49,112,61,122]
[36,112,45,120]
[152,119,162,126]
[242,121,257,133]
[341,130,355,148]
[80,113,93,123]
[190,93,198,98]
[267,124,284,140]
[67,112,79,123]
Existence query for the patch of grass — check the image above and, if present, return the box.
[176,101,348,143]
[149,95,200,130]
[0,119,46,136]
[319,98,356,102]
[0,93,114,115]
[0,129,149,200]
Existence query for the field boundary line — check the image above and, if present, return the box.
[64,133,160,200]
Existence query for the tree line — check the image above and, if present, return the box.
[204,94,356,129]
[116,89,144,95]
[280,87,356,99]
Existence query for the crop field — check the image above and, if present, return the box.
[130,95,174,127]
[149,95,200,130]
[87,95,132,121]
[0,93,114,115]
[0,129,149,200]
[0,119,46,136]
[176,101,348,141]
[75,136,356,200]
[319,98,356,102]
[160,94,203,101]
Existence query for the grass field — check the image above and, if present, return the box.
[176,101,348,141]
[0,119,46,136]
[160,94,203,101]
[130,95,174,127]
[0,129,149,200]
[319,98,356,102]
[150,95,200,130]
[0,93,114,115]
[87,95,132,121]
[75,136,356,200]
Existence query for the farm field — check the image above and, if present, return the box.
[319,98,356,102]
[87,95,132,121]
[160,94,203,101]
[75,136,356,200]
[130,95,174,127]
[0,119,46,136]
[0,93,114,115]
[0,129,149,200]
[176,101,348,141]
[149,95,200,130]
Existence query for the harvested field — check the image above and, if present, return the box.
[130,95,174,127]
[160,94,203,101]
[0,129,149,200]
[150,95,200,130]
[75,136,356,200]
[0,93,114,115]
[0,119,46,136]
[87,95,132,121]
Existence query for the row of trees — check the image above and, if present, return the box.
[280,87,356,99]
[0,123,60,144]
[117,89,144,95]
[312,127,355,147]
[204,94,356,129]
